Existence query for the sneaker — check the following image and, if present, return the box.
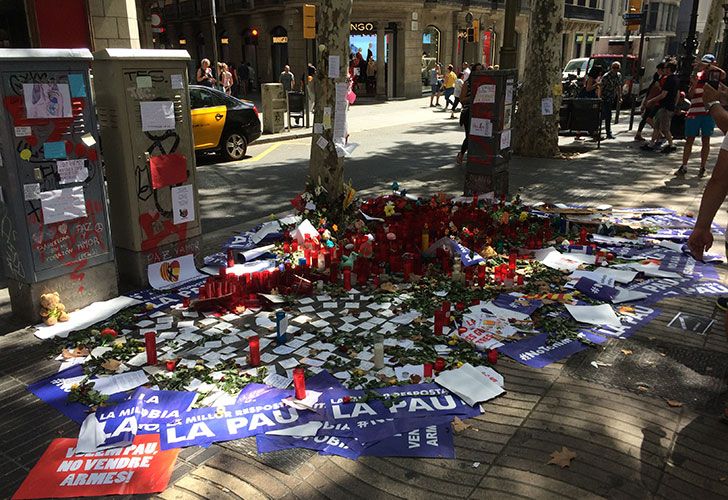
[674,165,687,176]
[717,296,728,311]
[655,139,666,149]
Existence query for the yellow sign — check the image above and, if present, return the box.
[626,0,643,29]
[303,4,316,39]
[552,83,563,96]
[472,19,479,40]
[272,36,288,44]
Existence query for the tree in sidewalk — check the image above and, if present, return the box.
[512,0,565,158]
[699,0,723,57]
[307,0,353,216]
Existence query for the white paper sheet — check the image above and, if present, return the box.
[40,186,87,224]
[23,183,40,201]
[170,74,184,89]
[23,83,72,118]
[565,303,621,327]
[140,101,175,131]
[470,118,493,137]
[328,55,340,78]
[34,296,142,339]
[435,363,504,406]
[267,421,323,437]
[473,84,496,103]
[534,247,583,272]
[147,254,204,290]
[91,370,149,395]
[172,184,195,225]
[541,97,553,115]
[57,159,88,184]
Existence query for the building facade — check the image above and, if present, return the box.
[151,0,531,99]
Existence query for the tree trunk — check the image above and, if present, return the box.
[699,0,723,56]
[512,0,564,158]
[308,0,353,201]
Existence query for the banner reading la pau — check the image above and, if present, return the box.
[12,435,178,499]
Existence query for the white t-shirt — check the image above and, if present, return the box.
[454,79,464,98]
[463,67,471,82]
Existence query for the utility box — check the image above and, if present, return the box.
[92,49,201,286]
[262,83,286,134]
[0,48,117,322]
[464,69,517,196]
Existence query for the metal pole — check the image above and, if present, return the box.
[304,39,310,128]
[615,29,631,123]
[500,0,518,69]
[210,0,219,90]
[680,0,700,91]
[629,2,648,130]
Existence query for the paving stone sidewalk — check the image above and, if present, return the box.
[3,121,728,499]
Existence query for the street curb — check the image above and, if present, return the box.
[256,131,312,145]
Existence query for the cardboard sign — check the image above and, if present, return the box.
[149,153,188,189]
[11,435,178,499]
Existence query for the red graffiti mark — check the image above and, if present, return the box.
[65,258,88,282]
[3,96,82,142]
[139,212,188,251]
[29,198,107,265]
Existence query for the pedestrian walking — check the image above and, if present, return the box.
[443,64,457,110]
[643,61,679,153]
[598,62,623,140]
[280,65,295,92]
[196,58,215,88]
[462,62,471,83]
[429,63,442,107]
[247,63,257,93]
[220,63,233,95]
[366,57,376,95]
[449,73,464,119]
[455,63,484,165]
[237,62,250,97]
[676,54,725,177]
[635,62,664,141]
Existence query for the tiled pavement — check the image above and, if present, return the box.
[4,122,728,498]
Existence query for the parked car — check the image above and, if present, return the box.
[189,85,261,161]
[562,57,588,81]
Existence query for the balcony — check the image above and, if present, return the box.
[564,4,605,22]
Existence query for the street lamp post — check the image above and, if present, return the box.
[722,4,728,71]
[680,0,700,91]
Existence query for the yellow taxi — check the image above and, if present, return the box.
[190,85,262,161]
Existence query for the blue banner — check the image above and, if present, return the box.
[498,333,588,368]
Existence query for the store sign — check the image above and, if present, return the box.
[457,29,468,39]
[273,36,288,44]
[351,22,376,32]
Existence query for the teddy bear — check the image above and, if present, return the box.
[39,292,69,326]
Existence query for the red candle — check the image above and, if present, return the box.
[310,248,319,268]
[219,266,227,277]
[293,367,306,400]
[424,363,433,378]
[343,269,352,290]
[182,297,190,308]
[165,359,177,371]
[249,335,261,366]
[330,263,339,284]
[517,274,524,286]
[283,241,290,253]
[144,331,157,365]
[403,258,413,281]
[434,357,446,372]
[227,248,235,268]
[487,349,498,364]
[509,251,517,271]
[434,310,445,335]
[579,227,588,245]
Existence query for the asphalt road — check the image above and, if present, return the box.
[195,115,465,233]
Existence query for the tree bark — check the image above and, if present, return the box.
[512,0,564,158]
[308,0,353,201]
[699,0,723,56]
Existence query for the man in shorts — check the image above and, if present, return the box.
[676,54,725,176]
[635,62,664,141]
[643,61,679,153]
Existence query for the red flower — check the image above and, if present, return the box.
[100,328,117,338]
[343,396,352,403]
[290,193,305,211]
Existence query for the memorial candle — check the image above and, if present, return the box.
[579,227,587,245]
[293,367,306,400]
[373,335,384,369]
[343,268,352,290]
[275,311,287,345]
[424,362,433,378]
[509,251,517,271]
[227,248,235,268]
[249,335,261,366]
[434,357,446,373]
[434,310,445,335]
[165,359,177,372]
[144,331,157,365]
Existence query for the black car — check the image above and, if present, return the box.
[189,85,261,161]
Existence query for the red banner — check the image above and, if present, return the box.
[149,153,188,190]
[12,435,179,499]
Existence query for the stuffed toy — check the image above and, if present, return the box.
[39,292,69,326]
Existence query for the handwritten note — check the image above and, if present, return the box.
[40,186,87,225]
[172,184,195,225]
[470,118,493,137]
[140,101,175,132]
[328,55,340,78]
[474,84,496,104]
[541,97,553,116]
[56,159,88,184]
[500,129,511,150]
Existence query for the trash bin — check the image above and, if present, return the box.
[287,91,305,128]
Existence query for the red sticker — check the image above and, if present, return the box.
[12,434,179,499]
[149,153,188,190]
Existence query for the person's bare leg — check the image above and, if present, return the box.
[700,135,711,175]
[682,136,695,166]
